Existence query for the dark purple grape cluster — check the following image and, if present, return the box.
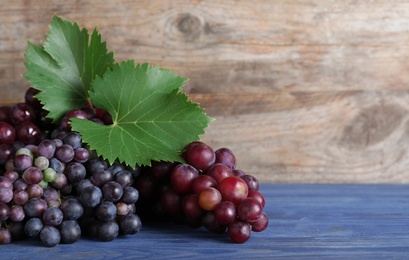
[134,141,268,243]
[0,88,142,246]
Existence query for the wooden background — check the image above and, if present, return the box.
[2,0,409,183]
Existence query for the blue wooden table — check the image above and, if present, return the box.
[2,184,409,259]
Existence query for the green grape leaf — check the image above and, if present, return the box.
[23,15,114,122]
[70,61,213,167]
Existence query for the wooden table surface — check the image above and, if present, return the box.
[2,183,409,259]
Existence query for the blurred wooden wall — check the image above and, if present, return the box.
[2,0,409,183]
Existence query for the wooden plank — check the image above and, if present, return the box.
[2,184,409,258]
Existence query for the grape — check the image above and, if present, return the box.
[9,205,25,222]
[218,176,248,207]
[0,202,10,221]
[13,189,29,205]
[0,187,13,203]
[150,161,175,182]
[59,220,81,244]
[182,194,204,219]
[75,179,93,195]
[64,162,86,183]
[0,144,14,164]
[228,220,251,243]
[214,201,236,225]
[96,201,117,221]
[0,228,12,244]
[96,220,119,242]
[43,207,64,226]
[10,103,35,125]
[102,181,123,202]
[232,169,245,177]
[160,187,182,218]
[63,132,82,149]
[247,190,266,208]
[38,139,56,159]
[35,156,49,170]
[170,164,199,194]
[121,186,139,204]
[43,187,60,202]
[116,202,130,216]
[13,154,33,172]
[202,211,226,234]
[206,163,232,183]
[237,197,263,223]
[24,87,42,109]
[4,170,19,182]
[240,175,259,191]
[251,211,268,232]
[50,172,68,189]
[198,187,222,211]
[25,217,44,237]
[27,184,43,198]
[214,147,236,169]
[114,170,133,188]
[49,158,65,173]
[9,221,27,241]
[15,122,41,145]
[43,168,57,183]
[87,158,108,174]
[73,147,89,163]
[0,176,13,188]
[185,141,215,172]
[22,166,43,185]
[15,147,34,158]
[118,213,142,235]
[90,169,113,187]
[66,109,88,120]
[0,121,15,144]
[55,144,75,163]
[40,226,61,247]
[23,198,47,218]
[14,179,29,191]
[79,185,102,208]
[60,197,84,220]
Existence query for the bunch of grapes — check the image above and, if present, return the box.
[0,87,268,246]
[0,88,142,246]
[134,142,268,243]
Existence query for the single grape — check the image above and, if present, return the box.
[24,87,42,109]
[59,220,81,244]
[3,170,19,182]
[43,207,64,226]
[42,187,60,203]
[24,217,44,237]
[38,139,56,159]
[60,197,84,220]
[14,179,29,191]
[22,166,43,185]
[90,169,113,187]
[0,176,13,189]
[182,194,205,219]
[118,213,142,235]
[79,185,102,208]
[50,172,68,190]
[170,164,199,194]
[0,202,10,221]
[202,211,226,234]
[247,190,266,208]
[228,220,251,243]
[62,132,82,149]
[64,162,86,183]
[40,226,61,247]
[198,187,222,211]
[214,201,237,225]
[116,202,130,216]
[101,181,123,202]
[206,163,232,183]
[160,187,183,218]
[232,169,245,177]
[73,147,89,163]
[0,228,12,244]
[27,184,43,198]
[251,211,269,232]
[114,170,133,188]
[218,176,248,207]
[214,147,236,169]
[185,141,215,172]
[240,175,259,191]
[35,156,49,170]
[96,201,117,221]
[0,144,14,164]
[15,122,41,145]
[10,103,35,125]
[121,186,139,204]
[43,167,57,183]
[237,197,263,223]
[13,154,33,172]
[0,121,15,145]
[9,205,25,222]
[97,220,119,242]
[0,187,13,203]
[150,160,175,182]
[49,158,65,173]
[13,189,29,205]
[55,144,75,163]
[23,198,47,218]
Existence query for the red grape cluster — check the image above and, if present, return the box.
[135,141,268,243]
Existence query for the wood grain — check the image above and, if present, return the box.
[2,0,409,183]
